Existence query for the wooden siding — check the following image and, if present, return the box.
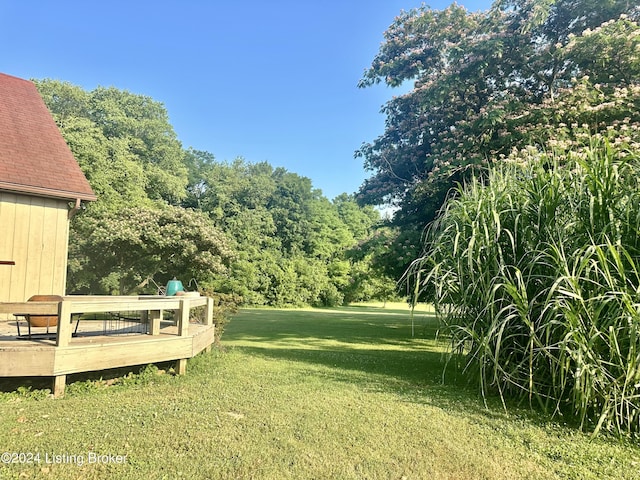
[0,192,70,305]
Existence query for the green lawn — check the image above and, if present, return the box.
[1,304,639,479]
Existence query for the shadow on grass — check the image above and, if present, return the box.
[223,307,520,422]
[236,344,491,413]
[225,307,441,347]
[229,308,600,431]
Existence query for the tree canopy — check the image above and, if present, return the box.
[69,206,234,295]
[35,80,188,210]
[36,80,392,305]
[356,0,640,435]
[357,0,639,233]
[179,156,383,306]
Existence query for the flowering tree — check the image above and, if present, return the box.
[68,206,234,295]
[37,82,392,304]
[366,2,640,429]
[357,0,639,249]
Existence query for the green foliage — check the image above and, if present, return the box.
[14,386,50,400]
[333,193,379,239]
[35,79,188,210]
[192,289,241,344]
[357,0,639,273]
[69,205,234,295]
[416,138,640,436]
[186,157,390,307]
[36,80,396,307]
[564,15,640,85]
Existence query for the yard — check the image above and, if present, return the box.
[0,304,639,479]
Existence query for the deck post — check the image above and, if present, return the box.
[205,297,214,326]
[56,300,73,347]
[148,310,162,335]
[178,299,189,336]
[176,358,187,375]
[53,375,66,398]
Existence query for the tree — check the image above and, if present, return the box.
[68,206,233,295]
[387,0,640,433]
[357,0,639,251]
[37,81,212,296]
[36,79,399,305]
[333,193,379,240]
[35,80,188,211]
[182,156,391,306]
[181,148,217,210]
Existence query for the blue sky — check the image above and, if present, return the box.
[0,0,492,200]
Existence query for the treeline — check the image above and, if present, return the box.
[35,80,396,306]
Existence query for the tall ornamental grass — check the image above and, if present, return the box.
[415,140,640,435]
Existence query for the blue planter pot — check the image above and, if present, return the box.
[165,279,184,296]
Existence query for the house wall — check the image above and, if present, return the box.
[0,192,70,305]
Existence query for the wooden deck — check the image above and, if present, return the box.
[0,295,216,397]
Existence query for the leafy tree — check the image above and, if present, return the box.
[184,156,390,306]
[182,148,217,209]
[357,0,639,273]
[305,196,353,260]
[333,193,379,241]
[54,115,151,210]
[88,86,188,204]
[69,206,233,295]
[345,226,410,302]
[35,80,188,210]
[36,81,217,296]
[36,79,398,305]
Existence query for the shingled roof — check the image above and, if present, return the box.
[0,72,96,202]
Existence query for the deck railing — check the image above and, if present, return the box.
[0,295,217,397]
[0,295,214,346]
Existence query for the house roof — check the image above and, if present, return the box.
[0,72,96,202]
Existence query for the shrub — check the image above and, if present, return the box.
[190,288,241,344]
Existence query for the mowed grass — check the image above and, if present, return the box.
[0,303,639,479]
